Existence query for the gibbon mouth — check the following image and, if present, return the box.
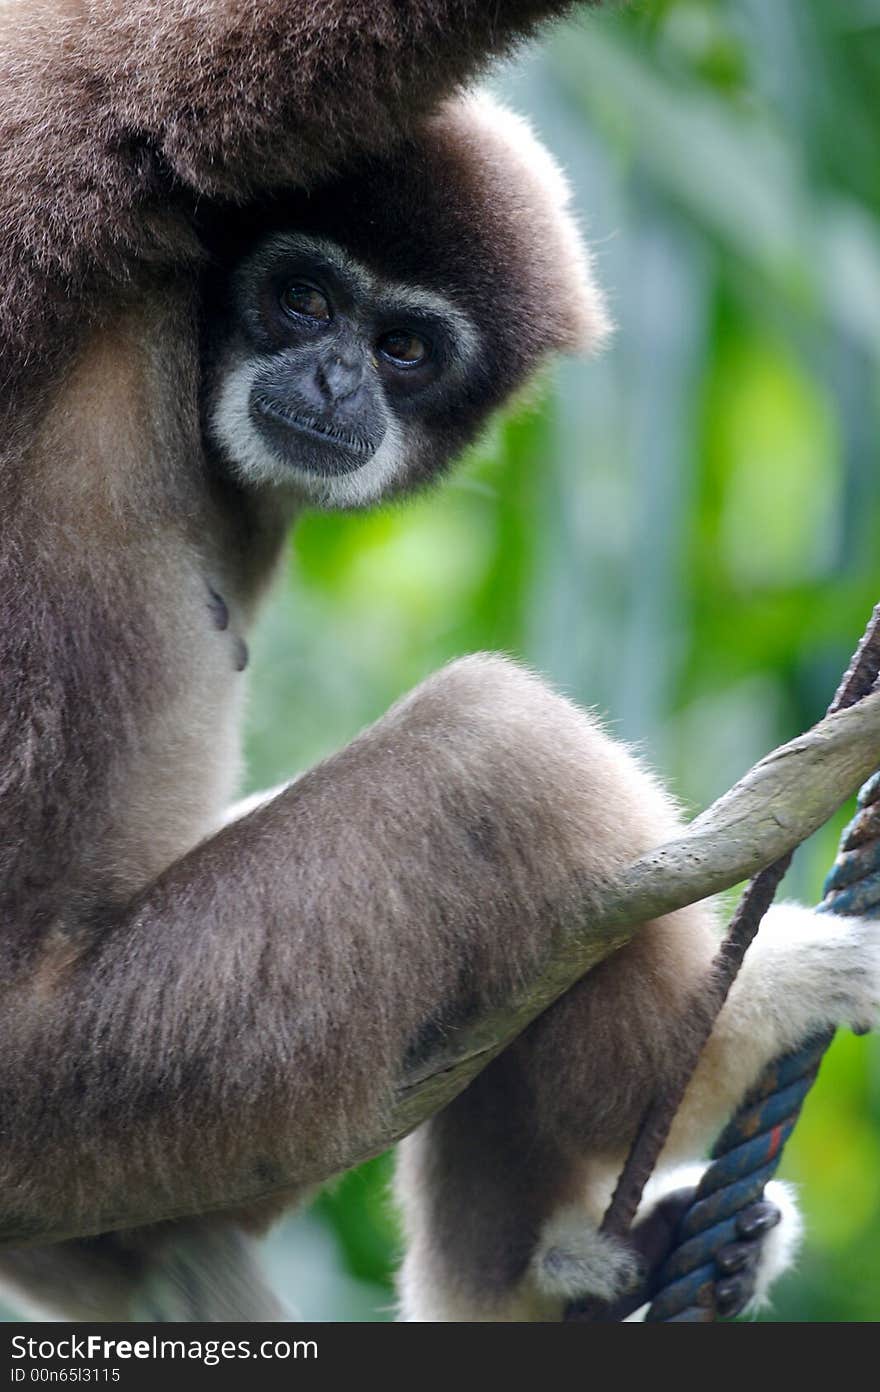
[253,395,376,459]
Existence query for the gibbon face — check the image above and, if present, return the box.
[203,93,610,509]
[207,230,484,507]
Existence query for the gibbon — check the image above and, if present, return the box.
[0,0,876,1322]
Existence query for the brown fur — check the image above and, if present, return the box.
[0,0,841,1326]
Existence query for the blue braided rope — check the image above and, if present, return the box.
[644,771,880,1322]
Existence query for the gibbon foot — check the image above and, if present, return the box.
[533,1170,801,1320]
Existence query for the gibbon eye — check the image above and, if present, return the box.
[377,330,430,368]
[281,284,331,321]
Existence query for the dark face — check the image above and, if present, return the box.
[206,233,484,507]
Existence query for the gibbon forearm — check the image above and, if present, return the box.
[0,0,584,388]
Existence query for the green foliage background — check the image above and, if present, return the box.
[247,0,880,1322]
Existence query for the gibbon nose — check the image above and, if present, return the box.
[315,354,364,405]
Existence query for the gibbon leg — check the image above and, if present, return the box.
[397,893,879,1320]
[2,658,680,1261]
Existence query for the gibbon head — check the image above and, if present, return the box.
[204,92,610,509]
